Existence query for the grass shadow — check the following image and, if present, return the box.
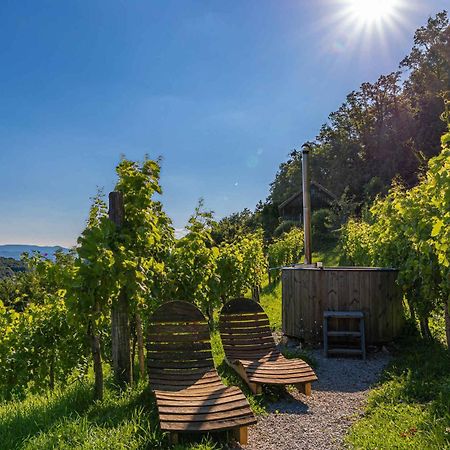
[0,381,95,449]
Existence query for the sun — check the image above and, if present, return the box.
[345,0,400,25]
[317,0,409,62]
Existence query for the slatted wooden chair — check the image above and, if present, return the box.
[219,298,318,396]
[147,300,256,445]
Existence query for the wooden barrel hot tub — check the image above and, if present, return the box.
[282,266,404,345]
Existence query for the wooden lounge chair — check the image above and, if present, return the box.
[219,298,318,395]
[147,300,256,445]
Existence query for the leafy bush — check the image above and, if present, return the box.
[340,126,450,345]
[273,220,299,237]
[267,227,304,281]
[0,253,85,399]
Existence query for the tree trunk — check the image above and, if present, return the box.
[111,290,132,387]
[445,296,450,351]
[419,315,432,340]
[90,329,104,401]
[49,356,55,391]
[136,313,146,380]
[131,325,137,381]
[407,299,416,322]
[206,304,214,328]
[252,285,260,303]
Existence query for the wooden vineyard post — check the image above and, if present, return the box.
[135,313,146,380]
[252,285,260,303]
[90,301,104,400]
[109,191,132,387]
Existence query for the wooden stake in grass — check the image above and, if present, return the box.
[135,313,146,380]
[109,191,132,388]
[89,311,103,400]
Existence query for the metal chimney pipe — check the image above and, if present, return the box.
[302,144,312,264]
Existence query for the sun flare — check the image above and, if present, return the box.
[345,0,400,25]
[317,0,410,65]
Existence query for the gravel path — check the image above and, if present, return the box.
[242,349,390,450]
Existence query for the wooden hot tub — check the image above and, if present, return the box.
[282,266,404,345]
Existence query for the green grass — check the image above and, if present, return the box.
[0,284,288,450]
[0,361,260,450]
[259,279,282,331]
[0,331,287,450]
[0,374,165,450]
[346,335,450,450]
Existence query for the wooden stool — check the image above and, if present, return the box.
[323,311,366,359]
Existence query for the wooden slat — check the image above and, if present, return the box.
[151,381,225,392]
[148,359,213,370]
[148,332,211,342]
[150,372,221,384]
[237,351,282,361]
[160,415,257,432]
[149,342,211,352]
[149,372,220,383]
[155,387,239,401]
[221,312,267,321]
[159,408,253,422]
[242,360,308,370]
[150,376,221,388]
[220,319,270,329]
[147,350,213,360]
[248,375,317,384]
[158,398,250,415]
[157,396,245,409]
[148,367,211,377]
[245,366,313,376]
[220,336,274,345]
[245,368,315,378]
[151,382,222,391]
[241,355,307,366]
[219,327,272,337]
[149,323,208,334]
[226,349,278,359]
[222,341,274,351]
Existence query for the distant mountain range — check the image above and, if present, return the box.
[0,245,69,260]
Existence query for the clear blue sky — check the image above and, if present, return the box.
[0,0,446,246]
